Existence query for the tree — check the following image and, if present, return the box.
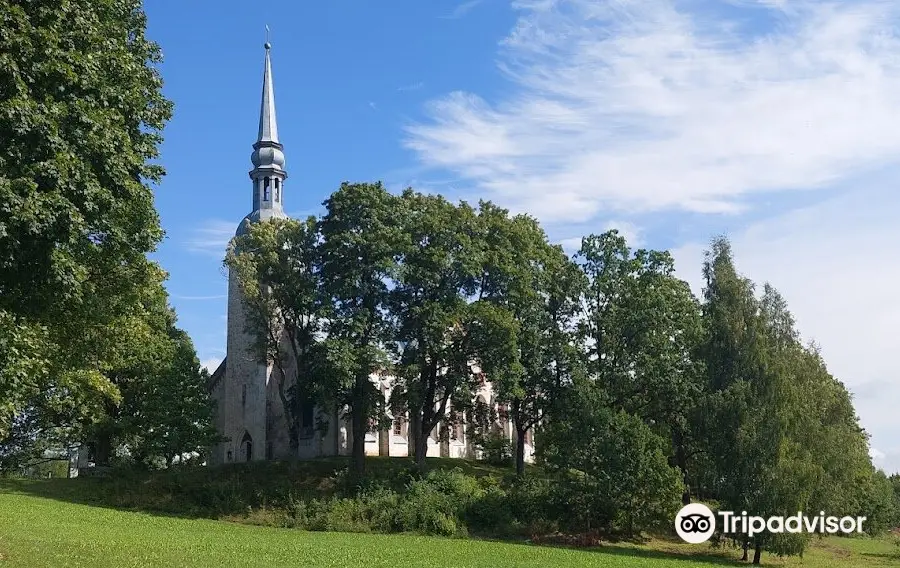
[388,190,483,468]
[0,0,172,449]
[576,231,705,496]
[226,217,326,453]
[124,328,220,467]
[699,238,880,564]
[540,377,684,537]
[480,211,586,476]
[318,182,402,477]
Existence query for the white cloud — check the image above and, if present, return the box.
[185,220,235,258]
[397,81,425,92]
[406,0,900,223]
[559,219,644,253]
[201,357,223,374]
[442,0,484,19]
[671,183,900,475]
[404,0,900,475]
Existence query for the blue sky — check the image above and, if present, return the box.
[146,0,900,474]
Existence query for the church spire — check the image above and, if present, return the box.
[257,37,278,144]
[244,34,287,228]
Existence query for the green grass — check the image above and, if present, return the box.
[1,483,898,567]
[1,460,897,567]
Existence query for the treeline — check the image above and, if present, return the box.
[0,0,215,470]
[229,182,899,563]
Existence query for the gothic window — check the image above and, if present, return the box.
[393,417,402,436]
[241,431,253,462]
[227,450,233,462]
[263,177,270,201]
[242,384,247,408]
[300,400,315,439]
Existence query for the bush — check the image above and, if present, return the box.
[480,431,513,466]
[504,475,557,534]
[394,469,482,536]
[540,395,684,538]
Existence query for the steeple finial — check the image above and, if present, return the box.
[257,30,278,144]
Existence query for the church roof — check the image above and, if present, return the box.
[207,357,227,392]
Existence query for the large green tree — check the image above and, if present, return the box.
[700,237,880,564]
[478,208,586,476]
[389,190,483,468]
[0,0,172,447]
[318,182,402,477]
[577,231,705,497]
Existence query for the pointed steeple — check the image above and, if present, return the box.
[239,36,288,236]
[257,41,279,144]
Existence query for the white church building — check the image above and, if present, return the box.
[208,43,533,466]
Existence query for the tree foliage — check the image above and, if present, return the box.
[0,0,178,465]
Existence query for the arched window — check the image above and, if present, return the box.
[275,179,280,202]
[263,177,270,201]
[241,431,253,462]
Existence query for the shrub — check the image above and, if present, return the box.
[394,469,480,536]
[282,495,330,530]
[541,397,684,538]
[480,431,513,466]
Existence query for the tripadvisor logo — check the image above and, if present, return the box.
[674,503,867,544]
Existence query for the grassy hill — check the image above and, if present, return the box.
[0,457,518,520]
[1,458,897,567]
[1,487,898,567]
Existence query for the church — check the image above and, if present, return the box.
[207,43,533,466]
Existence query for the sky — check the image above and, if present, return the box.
[145,0,899,475]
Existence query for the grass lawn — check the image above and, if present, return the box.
[1,484,898,567]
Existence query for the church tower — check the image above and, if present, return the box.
[212,41,288,465]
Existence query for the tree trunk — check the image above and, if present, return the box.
[515,427,527,477]
[752,542,762,565]
[414,423,429,469]
[94,431,113,466]
[741,540,749,561]
[672,428,690,504]
[350,380,368,479]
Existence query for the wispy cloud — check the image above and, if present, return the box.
[405,0,900,475]
[441,0,484,19]
[397,81,425,92]
[185,220,235,258]
[408,0,900,223]
[559,219,644,254]
[200,357,223,374]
